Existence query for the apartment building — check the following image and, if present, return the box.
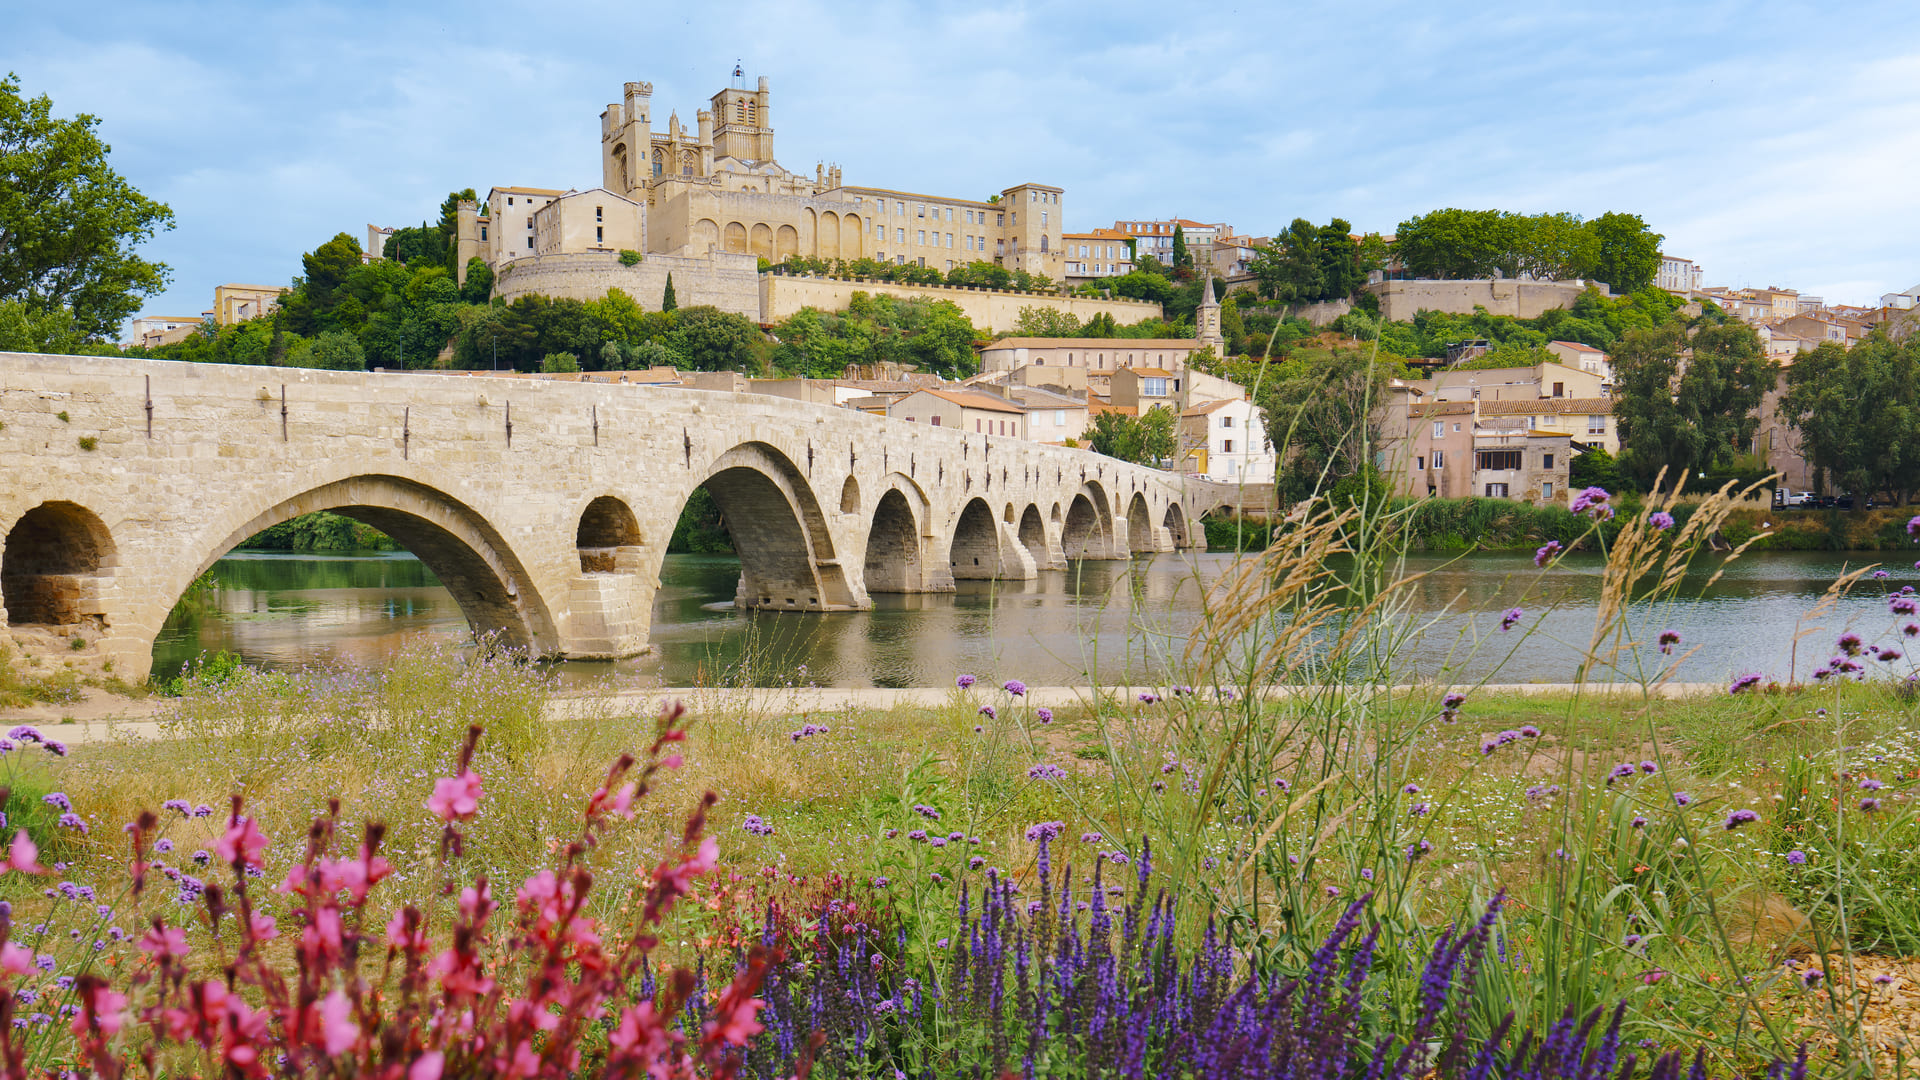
[1111,218,1232,266]
[1403,401,1571,503]
[1181,398,1274,483]
[1061,229,1135,281]
[885,388,1028,438]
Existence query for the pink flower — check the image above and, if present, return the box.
[386,908,429,952]
[318,990,357,1055]
[590,781,639,821]
[1,830,45,875]
[409,1052,445,1080]
[0,942,32,975]
[215,816,270,869]
[70,984,128,1038]
[427,769,484,821]
[247,913,278,943]
[610,1001,682,1065]
[138,925,190,962]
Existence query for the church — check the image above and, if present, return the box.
[457,72,1069,298]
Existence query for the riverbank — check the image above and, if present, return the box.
[4,678,1738,744]
[1206,498,1920,554]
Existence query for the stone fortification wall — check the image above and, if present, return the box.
[492,250,761,318]
[1365,279,1606,322]
[760,274,1162,332]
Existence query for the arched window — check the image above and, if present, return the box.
[651,148,663,178]
[735,100,746,122]
[746,102,757,124]
[1040,235,1049,253]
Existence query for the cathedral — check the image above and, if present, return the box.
[458,73,1068,290]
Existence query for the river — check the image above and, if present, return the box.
[151,548,1920,689]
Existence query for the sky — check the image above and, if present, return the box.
[8,0,1918,325]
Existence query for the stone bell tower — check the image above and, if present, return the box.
[1196,265,1224,350]
[601,81,654,197]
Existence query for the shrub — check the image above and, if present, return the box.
[619,249,644,267]
[76,435,96,450]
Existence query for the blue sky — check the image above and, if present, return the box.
[8,0,1917,324]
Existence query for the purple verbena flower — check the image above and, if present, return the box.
[1002,679,1027,697]
[1570,486,1611,515]
[1026,763,1067,780]
[1035,707,1053,724]
[978,704,996,720]
[1787,850,1807,865]
[1534,541,1562,567]
[1723,809,1758,830]
[1730,672,1764,694]
[955,674,976,690]
[1500,607,1524,632]
[1658,629,1681,655]
[1649,511,1675,530]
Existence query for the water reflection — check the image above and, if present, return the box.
[153,548,1918,689]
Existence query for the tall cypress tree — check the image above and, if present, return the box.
[1171,225,1190,272]
[662,273,678,312]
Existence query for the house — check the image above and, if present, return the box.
[127,315,207,350]
[1061,228,1135,282]
[977,337,1206,376]
[885,388,1027,438]
[998,385,1089,444]
[1544,340,1612,381]
[1476,398,1619,455]
[1417,360,1608,403]
[1180,398,1273,483]
[1110,367,1180,413]
[1401,401,1570,503]
[212,284,287,325]
[1656,255,1702,294]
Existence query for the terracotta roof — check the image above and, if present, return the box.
[491,186,566,196]
[1088,400,1137,417]
[1124,367,1174,377]
[1409,402,1476,417]
[1182,400,1235,417]
[1478,399,1612,416]
[903,388,1027,415]
[1549,340,1604,353]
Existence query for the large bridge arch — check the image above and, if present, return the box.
[154,474,562,663]
[947,496,1036,581]
[1061,482,1117,559]
[668,440,860,613]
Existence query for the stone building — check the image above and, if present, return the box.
[595,76,1066,278]
[456,73,1075,309]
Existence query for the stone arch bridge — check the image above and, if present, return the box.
[0,353,1215,679]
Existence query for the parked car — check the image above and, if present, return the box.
[1773,489,1814,509]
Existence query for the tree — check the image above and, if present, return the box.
[1315,219,1366,300]
[661,273,677,312]
[1586,211,1663,294]
[1010,305,1080,337]
[304,330,366,371]
[0,73,175,339]
[540,351,580,373]
[1780,335,1920,503]
[669,306,759,371]
[911,301,977,377]
[1393,209,1517,280]
[1108,270,1176,304]
[1255,347,1396,493]
[1611,320,1775,489]
[1569,445,1620,492]
[1171,225,1191,273]
[460,258,494,303]
[1248,219,1327,303]
[0,299,81,354]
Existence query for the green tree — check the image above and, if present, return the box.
[1256,347,1397,492]
[304,330,366,371]
[460,258,494,303]
[670,305,759,371]
[1569,445,1620,492]
[1780,335,1920,503]
[1010,305,1081,337]
[1315,219,1366,300]
[1171,225,1191,273]
[1249,218,1327,303]
[1612,320,1775,489]
[540,351,580,373]
[1393,209,1517,280]
[1512,212,1598,283]
[1586,211,1663,294]
[0,299,82,353]
[662,273,677,312]
[0,73,175,339]
[1108,269,1176,304]
[912,301,977,377]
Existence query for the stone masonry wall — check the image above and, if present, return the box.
[0,352,1215,680]
[761,275,1162,333]
[492,250,761,317]
[1365,279,1607,322]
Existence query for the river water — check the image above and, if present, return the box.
[151,548,1920,689]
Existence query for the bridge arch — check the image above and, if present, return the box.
[2,501,116,629]
[160,474,560,657]
[840,476,860,515]
[678,441,856,612]
[1016,503,1050,567]
[1126,492,1155,553]
[1162,502,1192,549]
[1061,483,1115,559]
